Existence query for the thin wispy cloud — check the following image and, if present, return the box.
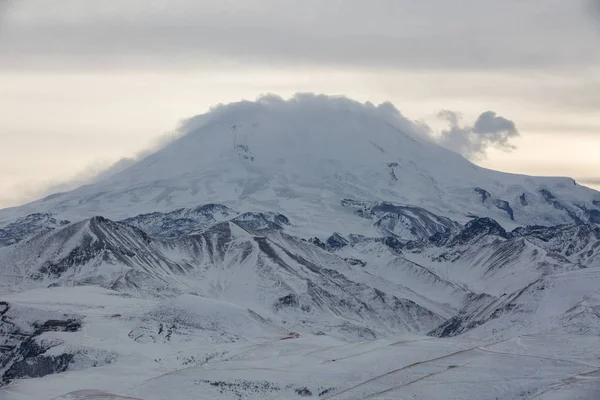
[431,110,520,160]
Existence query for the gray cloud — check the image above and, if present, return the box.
[589,0,600,23]
[474,111,518,142]
[0,0,597,72]
[0,0,14,33]
[433,110,520,160]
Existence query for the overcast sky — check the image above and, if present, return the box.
[1,0,599,207]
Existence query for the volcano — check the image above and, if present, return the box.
[1,94,598,233]
[1,94,600,399]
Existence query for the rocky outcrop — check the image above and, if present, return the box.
[0,302,85,386]
[0,213,70,247]
[342,199,459,241]
[451,218,508,245]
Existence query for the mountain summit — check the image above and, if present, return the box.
[2,94,598,233]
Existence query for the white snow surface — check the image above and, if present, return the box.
[1,287,600,400]
[0,94,598,235]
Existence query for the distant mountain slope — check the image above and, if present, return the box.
[0,208,446,340]
[0,213,69,247]
[1,95,598,234]
[1,202,597,342]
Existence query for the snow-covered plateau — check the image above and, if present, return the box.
[1,94,599,399]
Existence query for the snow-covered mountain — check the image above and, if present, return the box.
[1,94,600,399]
[1,94,598,233]
[0,207,447,339]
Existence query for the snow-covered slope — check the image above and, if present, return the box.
[2,94,600,399]
[1,95,598,233]
[430,267,600,340]
[3,287,600,400]
[0,208,445,341]
[512,223,600,267]
[1,203,597,344]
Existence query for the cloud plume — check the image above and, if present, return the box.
[432,110,520,160]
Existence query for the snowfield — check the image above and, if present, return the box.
[2,287,600,400]
[1,95,600,399]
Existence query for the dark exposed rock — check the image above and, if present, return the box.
[539,189,585,225]
[512,224,561,242]
[234,144,255,161]
[427,231,453,247]
[387,162,399,181]
[0,213,70,247]
[588,209,600,224]
[381,236,404,252]
[36,319,82,333]
[4,344,74,382]
[519,193,528,206]
[494,200,514,221]
[274,294,300,310]
[340,198,367,209]
[295,387,313,396]
[451,218,508,245]
[344,258,366,267]
[308,237,328,250]
[326,233,349,249]
[0,303,84,387]
[539,188,555,202]
[196,379,280,397]
[474,188,491,203]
